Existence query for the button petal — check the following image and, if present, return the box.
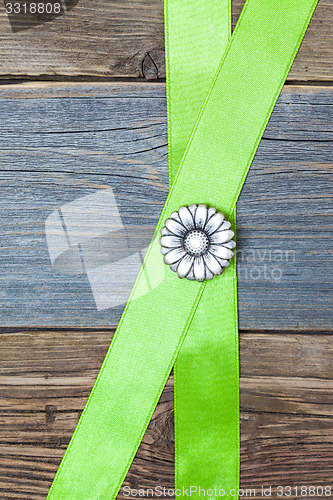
[194,203,208,230]
[218,221,231,231]
[213,256,230,267]
[188,204,197,218]
[209,245,234,260]
[205,212,225,235]
[193,256,206,282]
[165,218,187,237]
[164,247,186,265]
[179,206,195,230]
[160,226,171,236]
[159,235,183,248]
[224,240,236,249]
[210,229,234,244]
[207,207,217,221]
[205,267,215,280]
[186,268,195,281]
[203,252,223,276]
[170,211,182,223]
[177,254,194,278]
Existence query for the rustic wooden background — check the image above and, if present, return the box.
[0,0,332,499]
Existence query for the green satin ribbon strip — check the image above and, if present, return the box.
[47,1,319,498]
[164,0,239,496]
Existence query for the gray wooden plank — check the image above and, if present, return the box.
[0,82,332,330]
[0,330,332,499]
[0,0,331,81]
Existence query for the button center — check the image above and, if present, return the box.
[183,230,210,256]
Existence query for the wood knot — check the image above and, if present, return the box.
[142,50,165,80]
[45,404,57,425]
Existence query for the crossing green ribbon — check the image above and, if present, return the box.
[46,1,319,499]
[165,1,239,495]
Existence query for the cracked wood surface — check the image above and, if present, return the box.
[0,0,332,81]
[0,329,332,500]
[0,83,332,330]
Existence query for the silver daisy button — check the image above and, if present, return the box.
[159,204,235,282]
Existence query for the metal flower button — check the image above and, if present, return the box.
[159,204,235,282]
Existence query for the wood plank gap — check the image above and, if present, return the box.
[0,77,333,86]
[1,328,333,335]
[0,76,168,85]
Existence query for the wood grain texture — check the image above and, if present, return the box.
[0,329,332,499]
[0,82,332,330]
[0,1,331,497]
[0,0,332,81]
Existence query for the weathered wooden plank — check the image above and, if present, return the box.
[0,329,332,499]
[0,83,332,330]
[0,0,331,81]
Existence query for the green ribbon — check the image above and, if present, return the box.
[46,1,319,499]
[164,0,239,495]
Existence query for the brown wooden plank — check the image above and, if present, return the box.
[0,329,332,499]
[0,83,332,330]
[0,0,331,81]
